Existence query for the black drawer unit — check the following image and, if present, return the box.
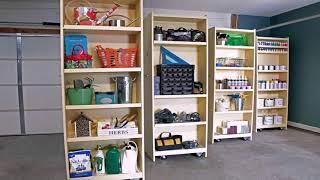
[156,64,194,95]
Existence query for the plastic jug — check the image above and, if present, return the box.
[121,141,138,174]
[94,145,105,175]
[105,146,120,174]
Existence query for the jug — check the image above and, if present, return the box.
[215,98,229,112]
[121,141,138,174]
[113,76,136,104]
[105,146,120,174]
[94,145,105,175]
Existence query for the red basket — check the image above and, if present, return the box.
[96,45,137,68]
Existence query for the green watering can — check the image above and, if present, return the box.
[106,146,120,174]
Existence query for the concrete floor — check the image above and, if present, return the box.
[0,128,319,180]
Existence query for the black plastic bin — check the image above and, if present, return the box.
[156,64,194,95]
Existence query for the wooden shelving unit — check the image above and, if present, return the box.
[208,28,256,143]
[255,37,289,132]
[60,0,144,179]
[144,13,208,161]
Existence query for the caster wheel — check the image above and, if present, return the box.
[257,129,262,132]
[280,127,285,130]
[215,139,221,142]
[160,155,167,160]
[194,152,204,158]
[243,137,250,141]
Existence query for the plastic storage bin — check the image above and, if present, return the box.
[67,88,93,105]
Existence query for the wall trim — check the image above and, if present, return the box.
[288,121,320,133]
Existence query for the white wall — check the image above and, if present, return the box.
[0,0,230,135]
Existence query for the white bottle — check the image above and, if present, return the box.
[95,145,105,175]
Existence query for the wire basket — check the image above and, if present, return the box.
[216,57,246,67]
[96,45,137,68]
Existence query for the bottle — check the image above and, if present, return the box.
[244,76,248,86]
[95,145,105,175]
[266,80,270,89]
[106,146,121,174]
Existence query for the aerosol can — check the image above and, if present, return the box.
[95,145,105,175]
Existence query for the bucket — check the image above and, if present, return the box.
[113,76,135,104]
[67,88,93,105]
[232,97,244,111]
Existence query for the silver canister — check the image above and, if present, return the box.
[232,97,245,111]
[113,76,135,104]
[154,33,163,41]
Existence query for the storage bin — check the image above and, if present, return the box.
[96,45,137,68]
[264,116,273,125]
[67,88,93,105]
[157,64,194,95]
[95,92,116,104]
[226,33,248,46]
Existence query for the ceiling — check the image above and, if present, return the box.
[144,0,320,17]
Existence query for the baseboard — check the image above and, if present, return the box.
[288,121,320,133]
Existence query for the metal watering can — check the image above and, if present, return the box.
[120,141,138,174]
[228,94,245,111]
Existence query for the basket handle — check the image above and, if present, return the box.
[71,44,86,56]
[159,132,172,138]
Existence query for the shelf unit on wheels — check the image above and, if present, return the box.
[255,37,289,132]
[144,13,208,161]
[60,0,144,179]
[208,28,256,143]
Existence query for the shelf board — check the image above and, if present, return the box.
[154,94,207,99]
[154,147,206,156]
[215,110,253,114]
[216,45,254,50]
[257,124,286,129]
[258,70,288,73]
[64,68,141,74]
[216,28,255,33]
[155,121,206,128]
[257,37,289,41]
[258,106,287,110]
[153,14,207,23]
[216,89,253,93]
[258,45,288,48]
[154,41,207,46]
[65,103,141,110]
[258,89,288,92]
[69,172,143,180]
[63,25,142,34]
[258,51,288,54]
[214,133,251,140]
[216,67,254,71]
[67,134,143,143]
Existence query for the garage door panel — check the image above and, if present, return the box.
[0,37,17,58]
[22,61,61,84]
[22,37,60,59]
[0,112,21,135]
[0,86,19,110]
[23,86,62,110]
[0,61,17,84]
[25,110,63,134]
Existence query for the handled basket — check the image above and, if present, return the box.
[65,44,93,69]
[96,45,137,68]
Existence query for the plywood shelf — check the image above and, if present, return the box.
[215,110,253,114]
[154,147,206,156]
[64,68,142,74]
[63,25,142,34]
[213,133,252,140]
[258,106,287,110]
[69,172,143,180]
[155,121,206,128]
[154,94,207,99]
[65,103,142,110]
[67,134,143,143]
[216,67,254,71]
[154,41,207,46]
[216,45,254,50]
[255,37,289,133]
[209,27,256,144]
[145,13,208,161]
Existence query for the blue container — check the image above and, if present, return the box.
[95,92,117,104]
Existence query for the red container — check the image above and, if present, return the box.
[96,45,137,68]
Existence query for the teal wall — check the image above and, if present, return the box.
[238,15,270,36]
[270,2,320,128]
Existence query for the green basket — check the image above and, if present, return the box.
[226,33,248,46]
[67,88,93,105]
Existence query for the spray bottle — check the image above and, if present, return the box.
[95,145,105,175]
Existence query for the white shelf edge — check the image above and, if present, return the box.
[216,67,254,70]
[154,147,206,156]
[69,172,143,180]
[65,103,142,110]
[154,41,207,46]
[63,25,142,32]
[216,89,254,92]
[257,51,288,54]
[216,45,254,50]
[154,94,207,99]
[258,70,288,73]
[258,45,288,48]
[258,89,288,92]
[215,110,253,114]
[67,134,143,143]
[64,68,142,73]
[258,106,287,110]
[214,133,252,139]
[257,124,286,129]
[155,121,206,128]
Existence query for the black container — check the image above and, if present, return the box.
[156,64,194,95]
